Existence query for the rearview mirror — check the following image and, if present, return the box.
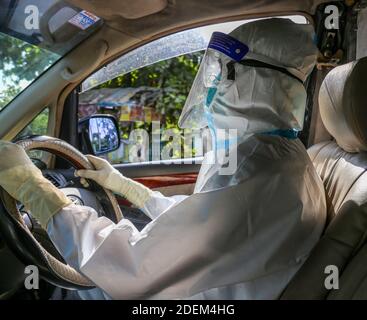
[79,115,120,156]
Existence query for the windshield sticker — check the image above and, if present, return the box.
[68,10,100,30]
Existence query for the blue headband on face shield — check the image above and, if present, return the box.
[263,129,299,139]
[208,32,250,62]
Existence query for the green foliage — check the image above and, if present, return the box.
[17,108,49,138]
[0,84,19,110]
[96,52,204,162]
[99,52,203,155]
[0,33,59,110]
[16,108,49,160]
[28,108,49,135]
[97,51,203,126]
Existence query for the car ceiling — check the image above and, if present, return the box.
[69,0,331,40]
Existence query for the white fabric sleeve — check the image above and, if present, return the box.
[47,191,188,273]
[47,204,120,272]
[141,191,188,219]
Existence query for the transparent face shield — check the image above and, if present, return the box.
[178,32,249,130]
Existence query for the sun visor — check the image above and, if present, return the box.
[68,0,168,20]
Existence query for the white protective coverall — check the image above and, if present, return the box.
[1,18,326,300]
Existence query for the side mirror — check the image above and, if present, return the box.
[79,115,120,156]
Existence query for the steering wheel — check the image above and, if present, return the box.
[0,136,123,290]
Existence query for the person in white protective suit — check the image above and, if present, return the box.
[0,18,326,300]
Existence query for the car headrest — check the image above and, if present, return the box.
[319,57,367,153]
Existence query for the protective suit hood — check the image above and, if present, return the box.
[178,18,319,138]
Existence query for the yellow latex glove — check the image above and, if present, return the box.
[76,155,154,208]
[0,141,72,228]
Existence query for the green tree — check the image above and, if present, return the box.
[97,52,202,129]
[95,52,203,161]
[17,108,49,138]
[0,33,58,110]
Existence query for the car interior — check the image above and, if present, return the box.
[1,0,367,300]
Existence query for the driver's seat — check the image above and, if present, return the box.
[281,57,367,299]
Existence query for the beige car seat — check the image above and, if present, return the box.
[281,57,367,299]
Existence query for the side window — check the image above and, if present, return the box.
[79,16,308,164]
[17,107,49,138]
[79,52,204,164]
[16,107,49,160]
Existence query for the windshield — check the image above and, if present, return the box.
[0,0,102,111]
